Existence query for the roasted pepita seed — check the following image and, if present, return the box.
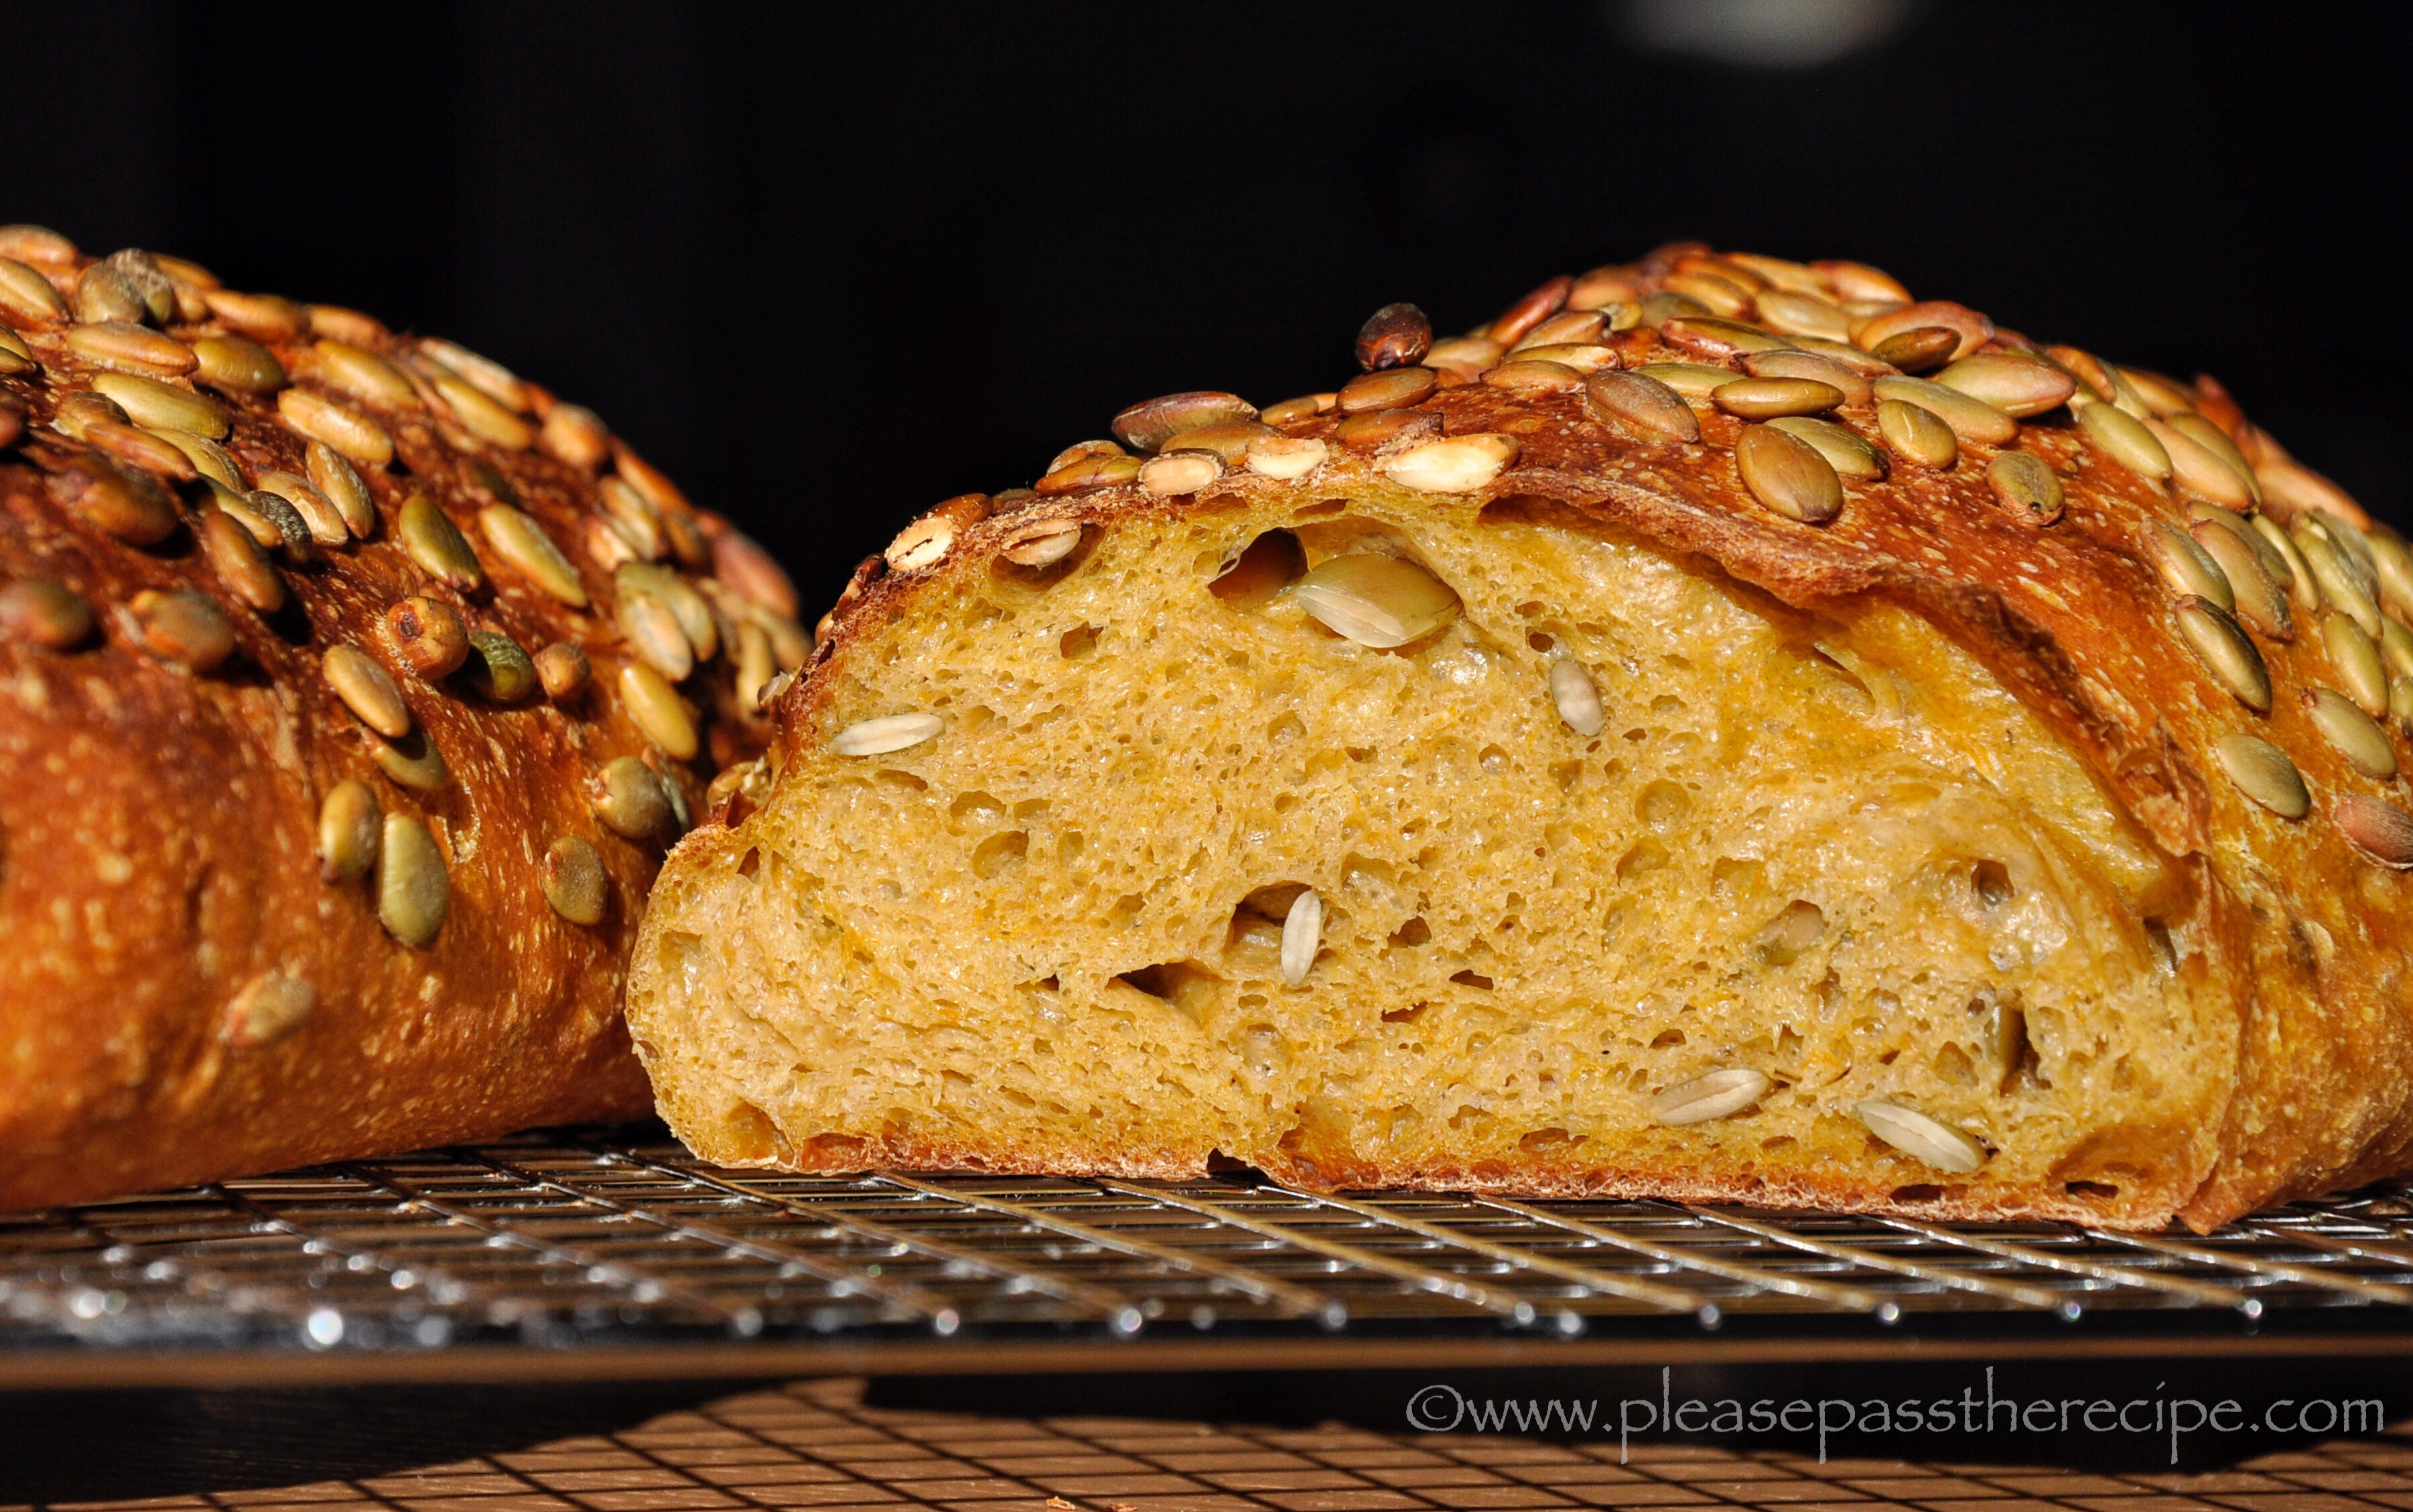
[52,462,177,545]
[541,402,612,470]
[1854,1098,1986,1171]
[190,334,287,396]
[56,389,136,438]
[2367,534,2413,619]
[1513,310,1606,350]
[466,630,538,703]
[1156,421,1272,463]
[1875,398,1957,468]
[1660,315,1795,361]
[100,250,174,321]
[277,388,393,468]
[734,621,776,708]
[2165,412,2260,502]
[1637,290,1710,328]
[1864,326,1957,372]
[1294,554,1461,647]
[1741,349,1870,405]
[1651,1068,1771,1125]
[324,644,411,737]
[312,339,419,409]
[592,754,673,836]
[66,321,196,376]
[196,507,283,613]
[398,495,485,590]
[479,506,588,606]
[1137,450,1223,496]
[2191,522,2292,640]
[1487,273,1572,344]
[543,836,610,925]
[1355,303,1432,372]
[370,728,450,791]
[1631,362,1735,400]
[1734,423,1843,525]
[2116,366,2196,417]
[2146,416,2252,508]
[535,641,592,699]
[1002,521,1083,567]
[1987,452,2065,525]
[385,594,470,677]
[1258,394,1326,425]
[1754,289,1852,341]
[1661,270,1751,318]
[1712,376,1842,419]
[0,257,69,325]
[831,712,943,756]
[253,470,348,546]
[85,419,194,479]
[1583,370,1699,441]
[202,287,307,340]
[2382,617,2413,681]
[1934,352,2076,417]
[420,336,527,411]
[1854,300,1993,364]
[2077,401,2171,486]
[616,561,717,659]
[1035,450,1141,494]
[2336,795,2413,869]
[1336,366,1439,414]
[1816,259,1911,303]
[1382,433,1520,494]
[620,661,697,758]
[1766,416,1886,480]
[131,588,236,671]
[1280,888,1322,987]
[0,579,94,648]
[1245,435,1328,479]
[1869,375,2016,445]
[377,813,450,947]
[307,443,377,539]
[2145,520,2233,609]
[598,476,667,561]
[2254,512,2320,607]
[2304,689,2398,780]
[620,590,695,680]
[316,780,381,882]
[2394,676,2413,738]
[220,970,317,1048]
[90,373,228,437]
[1549,659,1606,736]
[73,262,149,324]
[1423,336,1505,379]
[433,372,535,449]
[2325,611,2392,715]
[2298,526,2381,637]
[2214,734,2310,819]
[1482,358,1583,392]
[2177,596,2271,711]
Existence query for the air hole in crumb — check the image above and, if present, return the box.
[2065,1181,2120,1199]
[971,831,1028,878]
[736,847,760,878]
[1756,900,1825,966]
[1761,1135,1797,1152]
[1888,1184,1945,1202]
[2144,919,2177,974]
[1060,624,1101,659]
[1389,916,1432,948]
[950,791,1006,825]
[1616,839,1669,880]
[1294,498,1349,519]
[1346,746,1375,763]
[1518,1127,1582,1153]
[1527,631,1555,652]
[1932,1042,1975,1087]
[1450,970,1493,990]
[1113,960,1220,1004]
[1204,1148,1251,1173]
[1209,529,1306,608]
[1382,1002,1428,1024]
[1649,1028,1685,1049]
[876,768,928,791]
[1972,859,2014,908]
[1267,712,1305,744]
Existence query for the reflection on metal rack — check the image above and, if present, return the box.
[6,1124,2413,1363]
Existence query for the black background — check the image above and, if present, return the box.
[4,1,2408,615]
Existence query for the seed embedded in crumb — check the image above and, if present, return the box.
[1549,659,1606,736]
[324,644,412,737]
[592,755,674,837]
[1139,450,1222,496]
[1002,521,1083,567]
[0,578,95,648]
[1280,888,1322,987]
[317,780,381,882]
[222,971,317,1048]
[1584,369,1700,442]
[1650,1068,1771,1126]
[1294,554,1461,648]
[467,630,539,703]
[376,813,450,948]
[2176,596,2271,712]
[1245,435,1327,480]
[543,836,610,926]
[2336,795,2413,869]
[831,711,943,756]
[885,492,991,571]
[2213,734,2309,820]
[536,640,592,699]
[1381,433,1520,494]
[385,595,471,678]
[1855,1099,1987,1171]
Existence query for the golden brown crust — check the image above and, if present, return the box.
[0,231,809,1210]
[704,241,2412,1231]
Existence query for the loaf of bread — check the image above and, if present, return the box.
[630,242,2413,1232]
[0,224,808,1211]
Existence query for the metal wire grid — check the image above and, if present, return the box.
[7,1125,2413,1359]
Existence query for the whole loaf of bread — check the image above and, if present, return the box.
[0,224,808,1211]
[632,242,2413,1233]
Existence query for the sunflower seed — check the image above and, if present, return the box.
[381,595,469,679]
[1355,304,1432,372]
[131,588,236,671]
[0,579,94,648]
[1382,433,1521,494]
[2177,596,2270,711]
[189,334,287,397]
[1483,358,1584,393]
[1280,888,1322,987]
[1245,435,1328,479]
[370,728,450,791]
[52,461,177,544]
[1740,350,1869,405]
[0,257,69,325]
[2191,522,2291,640]
[395,496,484,590]
[85,419,195,479]
[1487,273,1572,345]
[1735,423,1843,525]
[2325,611,2392,715]
[2336,795,2413,868]
[619,661,697,758]
[539,835,610,926]
[90,373,228,437]
[317,780,381,883]
[376,813,450,947]
[616,562,717,659]
[478,506,588,606]
[277,389,393,468]
[1660,315,1795,361]
[1336,366,1439,414]
[1002,521,1083,567]
[253,470,348,545]
[1651,1068,1771,1125]
[581,755,667,837]
[1987,452,2065,526]
[1584,369,1700,441]
[467,630,538,703]
[1158,421,1273,462]
[222,971,316,1048]
[1633,362,1737,400]
[323,644,411,737]
[1766,416,1886,480]
[1139,450,1223,496]
[1712,376,1843,420]
[1294,553,1460,647]
[1934,353,2075,417]
[66,321,196,377]
[620,590,695,680]
[1259,394,1328,425]
[196,507,283,613]
[433,372,534,449]
[1036,450,1142,493]
[833,712,943,756]
[2146,520,2232,609]
[1870,376,2016,445]
[1854,1099,1986,1172]
[2214,734,2310,819]
[1513,310,1605,350]
[1754,289,1852,341]
[2077,401,2172,486]
[2298,526,2381,636]
[75,262,149,324]
[2302,688,2397,780]
[1549,659,1605,736]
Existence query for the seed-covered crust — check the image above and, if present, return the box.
[634,242,2413,1233]
[0,228,809,1210]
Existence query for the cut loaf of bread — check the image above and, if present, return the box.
[630,243,2413,1231]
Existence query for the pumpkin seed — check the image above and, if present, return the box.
[2298,525,2381,636]
[419,337,527,412]
[478,506,588,606]
[592,754,673,836]
[1487,273,1573,344]
[734,621,776,708]
[394,496,483,590]
[541,402,612,470]
[1137,450,1223,496]
[543,836,610,925]
[1035,450,1141,494]
[1355,303,1432,372]
[1632,361,1734,399]
[0,257,68,325]
[1867,326,1959,372]
[1854,300,1992,364]
[1382,433,1521,494]
[1158,420,1273,462]
[467,630,538,703]
[202,288,307,341]
[2214,734,2309,819]
[1294,554,1461,648]
[1712,376,1842,419]
[324,644,411,737]
[1513,310,1606,350]
[2335,795,2413,869]
[1661,270,1750,318]
[2366,535,2413,620]
[2325,611,2392,715]
[131,588,236,671]
[196,507,283,612]
[1661,315,1795,360]
[1482,358,1583,393]
[2116,366,2195,416]
[2304,689,2397,779]
[1245,435,1328,479]
[2077,401,2171,485]
[222,971,316,1048]
[317,780,381,882]
[2394,677,2413,738]
[2145,520,2232,609]
[1734,423,1843,525]
[1767,417,1886,480]
[384,595,470,678]
[1935,353,2075,417]
[97,250,172,322]
[1002,521,1083,567]
[1987,452,2065,526]
[1549,659,1606,736]
[1583,370,1699,441]
[1870,375,2016,445]
[1280,888,1322,987]
[253,470,348,546]
[1336,366,1438,414]
[1854,1098,1986,1172]
[1424,336,1505,379]
[2145,416,2251,508]
[1875,399,1957,468]
[2176,596,2270,711]
[2164,413,2260,503]
[1651,1068,1771,1125]
[376,813,450,947]
[66,321,196,377]
[1815,259,1912,303]
[1754,289,1852,341]
[831,712,943,757]
[616,562,717,659]
[1116,394,1263,453]
[2252,513,2320,607]
[620,590,695,681]
[2190,522,2290,640]
[0,579,94,648]
[52,462,177,545]
[370,728,450,791]
[1637,291,1709,328]
[190,334,287,396]
[2382,618,2413,681]
[596,477,667,561]
[69,263,141,324]
[526,641,585,699]
[1742,349,1870,405]
[90,373,228,438]
[312,339,419,408]
[307,443,377,539]
[620,661,697,758]
[1259,394,1328,425]
[0,224,75,264]
[433,372,534,449]
[277,389,393,468]
[86,419,194,480]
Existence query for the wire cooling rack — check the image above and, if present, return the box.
[7,1123,2413,1385]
